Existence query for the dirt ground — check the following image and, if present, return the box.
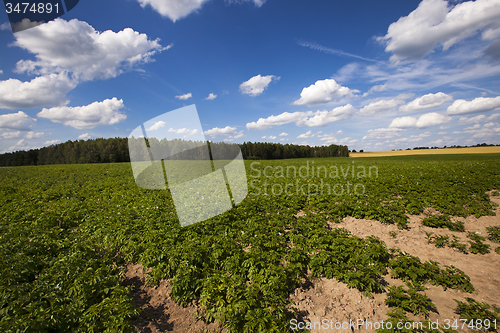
[124,191,500,332]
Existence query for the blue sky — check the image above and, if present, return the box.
[1,0,500,153]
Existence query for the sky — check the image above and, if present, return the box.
[0,0,500,153]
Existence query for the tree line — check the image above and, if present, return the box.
[0,137,349,167]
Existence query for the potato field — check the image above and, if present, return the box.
[1,154,500,332]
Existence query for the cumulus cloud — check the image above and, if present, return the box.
[453,121,500,139]
[146,121,166,131]
[78,133,91,140]
[203,126,238,138]
[399,92,453,112]
[1,131,21,139]
[10,18,45,33]
[168,128,198,136]
[14,18,168,81]
[261,135,277,140]
[136,0,210,22]
[279,132,288,137]
[317,130,345,144]
[292,79,358,106]
[246,104,355,130]
[359,93,413,115]
[25,131,45,139]
[246,111,310,130]
[362,84,387,97]
[378,0,500,62]
[2,139,29,153]
[296,104,355,127]
[447,96,500,115]
[239,75,279,96]
[389,112,451,128]
[176,93,192,100]
[394,132,432,143]
[0,111,37,130]
[205,93,217,100]
[0,74,75,109]
[363,128,402,141]
[297,131,315,139]
[458,113,500,125]
[45,139,60,145]
[37,97,126,129]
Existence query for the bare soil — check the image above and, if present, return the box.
[123,263,224,333]
[125,191,500,332]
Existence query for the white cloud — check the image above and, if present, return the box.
[359,93,413,115]
[246,111,311,130]
[1,131,21,139]
[317,130,343,142]
[279,132,288,137]
[203,126,237,138]
[363,128,402,140]
[261,135,277,140]
[319,133,357,145]
[78,133,91,140]
[0,74,75,109]
[136,0,210,22]
[146,121,166,131]
[205,93,217,100]
[454,121,500,139]
[296,131,315,139]
[389,112,451,128]
[395,132,433,143]
[226,0,267,7]
[447,96,500,115]
[2,139,27,153]
[246,104,355,130]
[296,104,355,127]
[378,0,500,62]
[175,93,192,100]
[458,113,500,125]
[230,130,244,139]
[10,18,44,32]
[25,131,45,139]
[362,84,387,97]
[292,79,358,106]
[399,92,453,112]
[168,128,198,136]
[239,75,279,96]
[0,111,37,130]
[45,139,60,145]
[14,18,167,81]
[37,97,126,129]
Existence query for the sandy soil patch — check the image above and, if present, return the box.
[290,191,500,332]
[123,263,224,333]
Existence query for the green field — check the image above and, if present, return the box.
[1,154,500,332]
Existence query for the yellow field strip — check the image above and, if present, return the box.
[350,146,500,157]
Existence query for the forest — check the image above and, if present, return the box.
[0,138,349,167]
